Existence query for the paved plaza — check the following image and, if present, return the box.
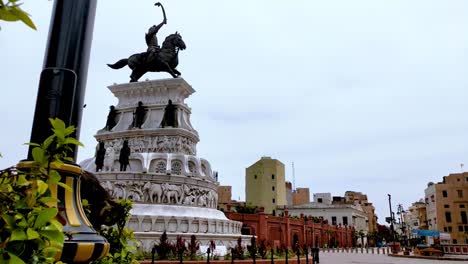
[317,252,465,264]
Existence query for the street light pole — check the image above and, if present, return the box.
[387,194,397,253]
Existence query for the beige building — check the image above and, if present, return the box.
[424,173,468,244]
[217,185,232,211]
[293,188,310,205]
[345,191,377,233]
[403,200,428,236]
[246,156,286,215]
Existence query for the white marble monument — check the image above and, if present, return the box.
[80,78,244,252]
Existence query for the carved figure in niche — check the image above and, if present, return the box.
[133,101,147,128]
[95,142,106,172]
[161,183,182,204]
[160,100,178,128]
[197,193,207,207]
[127,182,144,202]
[101,181,114,196]
[143,182,163,203]
[105,105,117,131]
[206,190,218,208]
[103,145,115,172]
[113,181,127,199]
[119,140,131,171]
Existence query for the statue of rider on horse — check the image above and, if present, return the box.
[107,2,186,82]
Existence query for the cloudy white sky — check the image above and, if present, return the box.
[1,0,468,224]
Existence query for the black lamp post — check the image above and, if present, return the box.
[18,0,109,262]
[387,194,397,253]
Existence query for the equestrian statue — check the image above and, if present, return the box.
[107,2,186,82]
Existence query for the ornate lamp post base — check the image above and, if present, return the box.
[17,161,109,263]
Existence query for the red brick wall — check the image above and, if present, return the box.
[225,212,353,248]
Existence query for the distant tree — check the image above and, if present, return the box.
[0,0,36,30]
[235,203,257,214]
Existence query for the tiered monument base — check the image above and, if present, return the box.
[80,78,248,254]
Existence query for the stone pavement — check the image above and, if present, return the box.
[318,252,464,263]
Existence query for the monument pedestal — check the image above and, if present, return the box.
[81,78,246,252]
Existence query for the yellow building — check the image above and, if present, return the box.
[246,157,286,215]
[425,173,468,244]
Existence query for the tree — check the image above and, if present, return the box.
[0,0,36,30]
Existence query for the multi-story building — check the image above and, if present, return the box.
[293,187,310,206]
[424,173,468,244]
[246,156,287,215]
[285,181,293,206]
[278,192,369,245]
[345,191,378,233]
[403,200,427,236]
[217,185,232,211]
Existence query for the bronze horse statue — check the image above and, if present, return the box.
[107,32,186,82]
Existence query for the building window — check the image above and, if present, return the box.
[461,211,467,224]
[272,198,276,203]
[318,198,323,203]
[464,226,468,232]
[272,210,276,216]
[460,204,465,208]
[272,186,275,191]
[458,190,463,198]
[332,216,337,225]
[272,174,275,179]
[448,226,453,232]
[445,212,452,223]
[442,190,448,197]
[254,174,257,179]
[453,239,457,244]
[343,216,348,225]
[443,227,447,232]
[444,204,450,208]
[459,226,464,232]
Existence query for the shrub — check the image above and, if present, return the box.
[154,231,174,260]
[0,118,82,263]
[187,235,200,260]
[232,237,245,259]
[90,199,138,264]
[247,236,257,258]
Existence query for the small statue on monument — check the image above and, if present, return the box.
[105,105,117,131]
[95,142,106,172]
[133,101,147,128]
[107,2,186,82]
[119,140,131,171]
[160,99,178,128]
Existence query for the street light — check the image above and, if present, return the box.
[387,194,397,253]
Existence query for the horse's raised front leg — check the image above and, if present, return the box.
[162,62,178,78]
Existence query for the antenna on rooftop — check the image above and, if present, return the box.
[292,162,296,190]
[461,163,464,172]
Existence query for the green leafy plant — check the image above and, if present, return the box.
[232,236,245,260]
[154,231,174,260]
[187,234,200,260]
[247,236,256,259]
[0,118,82,264]
[0,0,36,29]
[90,199,139,264]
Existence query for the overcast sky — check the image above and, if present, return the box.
[1,0,468,224]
